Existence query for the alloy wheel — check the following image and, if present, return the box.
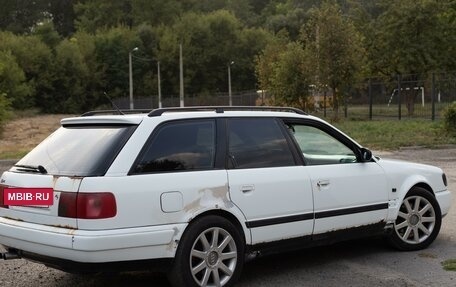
[394,195,436,244]
[190,227,238,287]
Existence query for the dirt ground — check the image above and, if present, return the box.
[0,114,70,158]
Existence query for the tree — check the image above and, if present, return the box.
[183,0,258,26]
[0,51,32,108]
[0,32,54,109]
[33,21,62,48]
[156,10,268,96]
[366,0,455,115]
[131,0,182,27]
[0,92,12,127]
[256,32,313,110]
[259,0,323,39]
[236,27,272,90]
[0,0,49,34]
[49,39,89,112]
[48,0,76,36]
[271,42,313,109]
[0,0,76,36]
[75,0,133,33]
[302,0,365,119]
[71,32,107,108]
[93,26,143,100]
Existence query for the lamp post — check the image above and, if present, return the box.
[129,47,139,110]
[157,60,162,108]
[228,61,234,106]
[179,43,184,107]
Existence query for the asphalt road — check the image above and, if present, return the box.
[0,147,455,287]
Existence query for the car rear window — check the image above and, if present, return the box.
[13,125,136,176]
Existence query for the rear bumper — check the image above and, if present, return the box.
[0,217,186,269]
[9,249,173,273]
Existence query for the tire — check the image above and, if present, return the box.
[168,215,244,287]
[387,187,442,251]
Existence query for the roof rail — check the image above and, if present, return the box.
[148,106,307,117]
[81,109,151,117]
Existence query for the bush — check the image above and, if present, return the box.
[0,93,12,128]
[443,102,456,134]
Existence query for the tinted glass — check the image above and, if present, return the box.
[288,124,357,165]
[133,120,216,173]
[14,125,136,176]
[227,118,295,169]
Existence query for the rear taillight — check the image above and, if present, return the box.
[58,192,116,219]
[0,185,9,209]
[58,192,77,218]
[77,193,117,219]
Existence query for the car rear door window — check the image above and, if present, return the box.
[227,118,296,169]
[132,120,216,173]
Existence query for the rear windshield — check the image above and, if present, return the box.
[13,125,136,176]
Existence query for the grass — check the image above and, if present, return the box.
[331,119,456,150]
[313,102,452,120]
[442,259,456,271]
[0,150,29,160]
[0,113,67,160]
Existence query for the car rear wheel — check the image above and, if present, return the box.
[388,187,442,251]
[168,215,244,287]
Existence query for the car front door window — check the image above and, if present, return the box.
[289,124,357,165]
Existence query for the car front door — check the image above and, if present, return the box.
[285,121,389,236]
[226,118,314,244]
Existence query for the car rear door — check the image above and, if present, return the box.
[226,118,314,244]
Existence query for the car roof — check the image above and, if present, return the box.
[61,106,318,126]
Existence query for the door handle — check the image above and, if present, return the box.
[241,185,255,193]
[317,180,330,188]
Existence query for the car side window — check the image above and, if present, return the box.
[132,120,216,173]
[227,118,296,169]
[288,124,358,166]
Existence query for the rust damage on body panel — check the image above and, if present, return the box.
[166,227,181,252]
[49,224,75,230]
[52,175,82,190]
[2,216,24,222]
[248,221,387,256]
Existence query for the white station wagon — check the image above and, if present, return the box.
[0,107,451,287]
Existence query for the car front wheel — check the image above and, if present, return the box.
[388,187,442,251]
[168,215,244,287]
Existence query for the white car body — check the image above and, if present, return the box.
[0,107,451,285]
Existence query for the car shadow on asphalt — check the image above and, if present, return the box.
[53,236,393,287]
[238,236,392,285]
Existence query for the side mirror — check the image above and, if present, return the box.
[360,148,372,162]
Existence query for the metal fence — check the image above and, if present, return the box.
[114,73,456,120]
[313,72,456,120]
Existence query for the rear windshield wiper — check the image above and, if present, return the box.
[14,164,48,174]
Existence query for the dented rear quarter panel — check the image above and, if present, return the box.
[78,170,251,245]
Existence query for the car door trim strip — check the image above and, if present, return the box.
[245,213,314,228]
[245,203,388,228]
[315,203,389,219]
